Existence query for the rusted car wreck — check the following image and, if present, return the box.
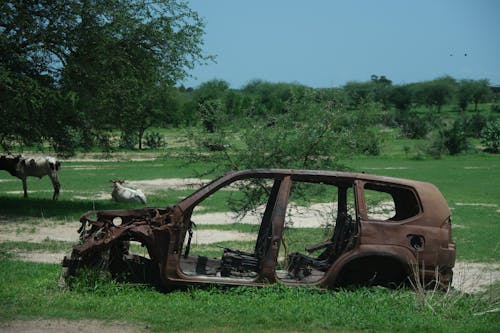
[62,169,456,290]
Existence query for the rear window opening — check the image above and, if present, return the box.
[363,183,420,221]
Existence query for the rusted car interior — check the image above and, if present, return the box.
[62,169,455,290]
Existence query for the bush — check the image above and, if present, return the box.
[400,114,430,139]
[426,119,471,157]
[119,132,137,149]
[144,132,166,149]
[443,118,470,155]
[480,120,500,153]
[491,104,500,113]
[349,128,383,156]
[466,113,487,138]
[426,130,447,159]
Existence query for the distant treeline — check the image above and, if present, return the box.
[1,2,498,156]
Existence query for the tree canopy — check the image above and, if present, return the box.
[0,0,210,152]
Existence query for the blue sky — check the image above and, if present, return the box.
[183,0,500,89]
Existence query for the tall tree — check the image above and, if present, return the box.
[412,76,457,112]
[457,79,491,112]
[1,0,211,151]
[0,0,81,151]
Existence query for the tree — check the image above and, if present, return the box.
[389,85,412,112]
[412,77,457,112]
[343,81,374,108]
[1,0,211,152]
[457,79,491,112]
[470,80,491,112]
[0,1,82,152]
[370,75,393,108]
[192,80,230,132]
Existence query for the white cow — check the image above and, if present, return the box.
[111,179,147,204]
[0,154,61,200]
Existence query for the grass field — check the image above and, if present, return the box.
[0,136,499,332]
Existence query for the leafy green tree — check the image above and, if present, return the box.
[1,0,210,152]
[412,76,457,112]
[192,80,230,131]
[389,85,412,112]
[0,0,82,152]
[241,80,307,116]
[457,79,491,112]
[343,81,374,108]
[370,75,393,108]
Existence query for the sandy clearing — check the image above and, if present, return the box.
[464,166,491,169]
[455,202,498,207]
[0,319,146,333]
[0,218,80,243]
[190,229,255,244]
[72,192,111,200]
[127,178,210,192]
[362,167,409,170]
[13,251,68,264]
[8,229,255,264]
[452,262,500,293]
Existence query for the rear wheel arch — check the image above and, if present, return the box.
[333,253,411,288]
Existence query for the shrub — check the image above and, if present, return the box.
[443,118,470,155]
[426,130,447,159]
[426,119,471,157]
[480,120,500,153]
[119,132,136,149]
[466,113,487,138]
[144,132,166,149]
[400,114,430,139]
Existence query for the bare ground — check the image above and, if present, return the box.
[0,319,146,333]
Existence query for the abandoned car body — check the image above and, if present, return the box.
[62,169,456,290]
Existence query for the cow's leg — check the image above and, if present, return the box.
[22,178,28,198]
[50,175,60,200]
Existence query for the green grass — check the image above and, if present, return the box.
[0,260,498,333]
[1,130,499,332]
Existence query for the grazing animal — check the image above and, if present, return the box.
[0,154,61,200]
[111,179,147,204]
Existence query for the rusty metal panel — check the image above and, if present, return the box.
[62,169,455,291]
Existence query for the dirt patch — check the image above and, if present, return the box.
[8,230,254,264]
[0,319,146,333]
[0,218,80,243]
[72,192,111,200]
[455,202,497,207]
[363,167,409,170]
[13,250,67,264]
[452,262,500,293]
[191,229,254,244]
[126,178,210,193]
